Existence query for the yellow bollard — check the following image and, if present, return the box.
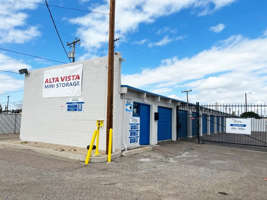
[94,120,103,156]
[94,129,100,156]
[107,128,113,163]
[85,130,97,165]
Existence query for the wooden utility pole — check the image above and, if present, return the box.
[67,38,80,63]
[106,0,116,154]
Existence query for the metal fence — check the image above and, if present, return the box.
[199,104,267,149]
[177,103,267,149]
[0,113,21,134]
[201,104,267,118]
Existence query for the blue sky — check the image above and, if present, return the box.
[1,0,267,109]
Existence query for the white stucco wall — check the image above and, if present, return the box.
[20,54,122,151]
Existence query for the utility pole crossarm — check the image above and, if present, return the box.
[182,89,192,104]
[67,38,80,63]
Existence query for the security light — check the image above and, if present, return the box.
[19,68,29,76]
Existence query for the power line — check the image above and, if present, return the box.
[0,47,66,64]
[44,0,71,62]
[47,4,108,15]
[36,1,108,15]
[0,70,19,74]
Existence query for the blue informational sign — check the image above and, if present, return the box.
[128,117,140,144]
[66,102,84,112]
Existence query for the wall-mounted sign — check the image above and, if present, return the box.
[226,118,251,135]
[128,117,140,144]
[66,102,84,112]
[43,64,83,98]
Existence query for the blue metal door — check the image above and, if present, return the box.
[133,102,150,145]
[202,114,207,135]
[177,110,188,139]
[210,115,214,134]
[158,107,172,141]
[139,104,150,145]
[192,112,198,137]
[216,116,220,132]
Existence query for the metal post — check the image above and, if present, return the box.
[196,102,200,144]
[6,96,9,112]
[106,0,116,154]
[14,114,17,134]
[245,92,248,112]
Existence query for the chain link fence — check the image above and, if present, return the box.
[0,113,21,134]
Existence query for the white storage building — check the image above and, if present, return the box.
[20,54,224,152]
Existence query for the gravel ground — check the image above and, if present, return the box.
[0,140,267,200]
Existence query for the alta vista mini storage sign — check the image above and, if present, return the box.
[43,64,83,98]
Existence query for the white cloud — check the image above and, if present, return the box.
[122,34,267,103]
[152,88,172,94]
[0,53,31,95]
[69,0,236,56]
[156,27,177,35]
[195,0,236,15]
[0,53,31,72]
[0,0,41,44]
[0,74,24,95]
[264,29,267,36]
[134,39,148,45]
[148,36,172,47]
[1,26,40,44]
[210,23,225,33]
[148,35,185,47]
[212,0,236,9]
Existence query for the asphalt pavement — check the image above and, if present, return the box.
[1,139,267,200]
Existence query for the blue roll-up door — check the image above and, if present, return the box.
[216,116,220,133]
[210,115,214,134]
[158,107,172,141]
[192,112,198,137]
[202,114,207,135]
[133,102,150,145]
[177,110,188,139]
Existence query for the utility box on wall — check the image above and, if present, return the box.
[154,112,159,121]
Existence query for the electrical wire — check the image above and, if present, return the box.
[0,47,66,64]
[36,1,108,15]
[47,4,108,15]
[0,70,19,74]
[44,0,71,62]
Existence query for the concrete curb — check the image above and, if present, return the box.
[0,141,122,162]
[0,141,153,163]
[122,146,153,157]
